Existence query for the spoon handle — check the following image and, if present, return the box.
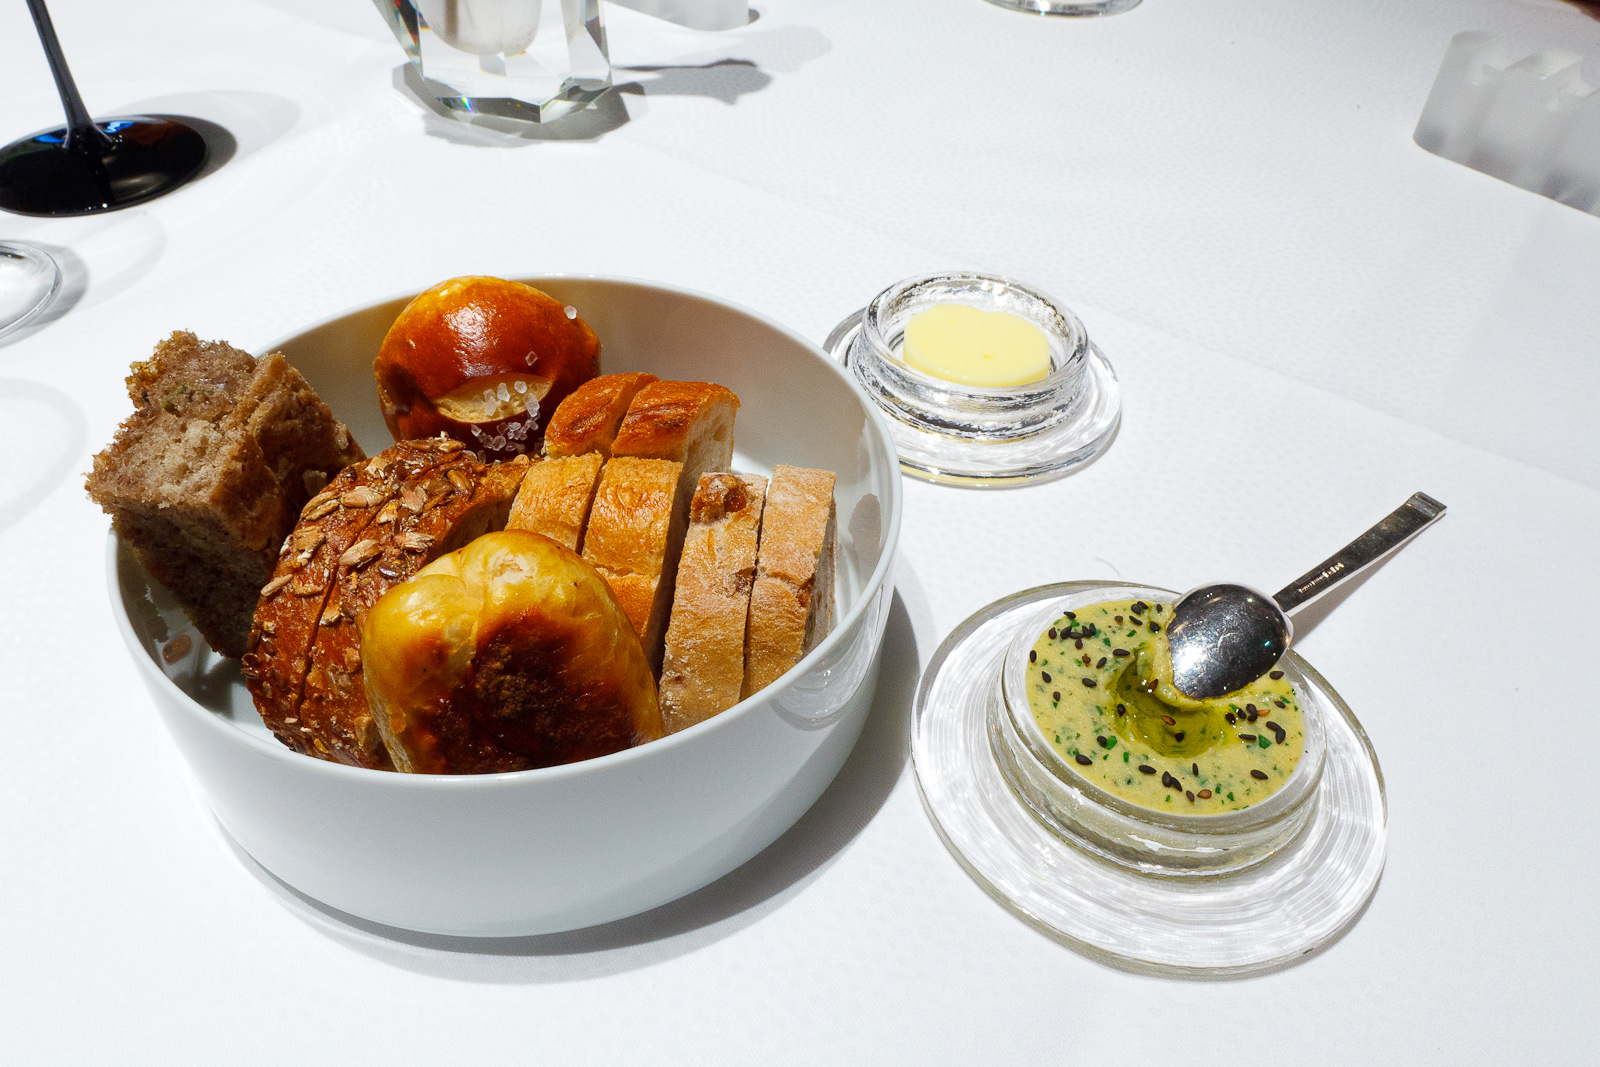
[1273,492,1447,616]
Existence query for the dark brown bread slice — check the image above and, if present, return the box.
[243,440,458,761]
[87,331,364,656]
[299,452,530,768]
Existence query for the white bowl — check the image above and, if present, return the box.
[107,276,902,936]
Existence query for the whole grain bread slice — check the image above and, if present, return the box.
[659,473,768,733]
[505,452,605,552]
[742,465,836,698]
[87,331,363,657]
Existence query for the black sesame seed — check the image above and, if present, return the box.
[1075,754,1093,767]
[1148,621,1160,632]
[1064,611,1076,620]
[1174,732,1185,741]
[1052,692,1061,702]
[1251,769,1270,781]
[1192,763,1199,776]
[1274,699,1287,708]
[1185,790,1195,803]
[1097,657,1107,668]
[1132,602,1147,613]
[1114,616,1124,624]
[1074,639,1084,649]
[1247,709,1259,723]
[1097,735,1112,748]
[1157,604,1164,614]
[1245,703,1257,712]
[1138,764,1156,775]
[1225,712,1237,724]
[1048,628,1057,640]
[1238,734,1257,742]
[1112,648,1129,658]
[1269,670,1284,680]
[1162,771,1180,789]
[1085,623,1097,636]
[1029,650,1037,663]
[1082,678,1097,688]
[1116,704,1127,716]
[1040,671,1051,683]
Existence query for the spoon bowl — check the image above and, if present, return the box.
[1166,493,1447,700]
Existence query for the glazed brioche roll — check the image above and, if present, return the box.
[361,530,662,774]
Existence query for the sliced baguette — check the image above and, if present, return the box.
[544,372,658,459]
[505,452,605,552]
[659,473,768,733]
[742,465,837,698]
[581,456,682,670]
[599,381,739,672]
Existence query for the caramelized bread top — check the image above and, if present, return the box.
[610,381,738,465]
[544,372,659,459]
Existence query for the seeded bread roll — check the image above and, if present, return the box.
[505,452,605,552]
[543,372,658,459]
[87,331,363,656]
[242,439,465,763]
[659,473,768,733]
[581,457,682,669]
[742,465,836,698]
[297,451,530,768]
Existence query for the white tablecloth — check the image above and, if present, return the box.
[2,1,1596,1062]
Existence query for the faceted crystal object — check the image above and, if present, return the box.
[376,0,610,123]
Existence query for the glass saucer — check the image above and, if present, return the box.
[912,581,1387,977]
[0,242,61,339]
[825,272,1120,488]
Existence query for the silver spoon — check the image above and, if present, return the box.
[1165,492,1447,699]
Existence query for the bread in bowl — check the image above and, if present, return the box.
[361,530,663,773]
[373,276,600,460]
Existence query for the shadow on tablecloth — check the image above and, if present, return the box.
[223,581,924,981]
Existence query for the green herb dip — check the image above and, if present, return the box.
[1025,598,1304,814]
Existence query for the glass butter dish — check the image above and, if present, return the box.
[825,272,1120,487]
[913,582,1387,977]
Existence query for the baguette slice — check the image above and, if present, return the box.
[543,372,658,459]
[742,465,837,698]
[659,473,768,733]
[505,452,605,552]
[610,380,738,468]
[581,456,682,670]
[244,438,461,761]
[602,381,740,672]
[298,453,530,768]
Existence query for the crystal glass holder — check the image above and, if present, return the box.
[913,582,1388,976]
[994,591,1327,876]
[376,0,611,123]
[826,272,1120,487]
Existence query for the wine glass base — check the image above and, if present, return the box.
[0,117,208,218]
[0,242,62,339]
[984,0,1142,14]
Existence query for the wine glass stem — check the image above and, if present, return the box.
[25,0,113,153]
